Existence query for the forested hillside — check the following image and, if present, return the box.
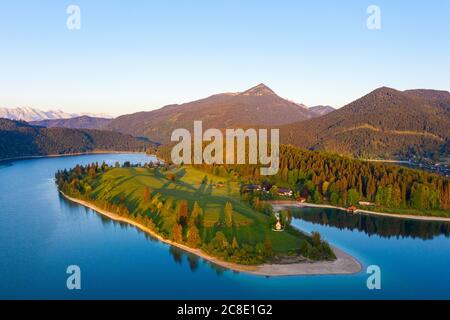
[0,118,153,160]
[281,87,450,158]
[158,144,450,214]
[30,116,112,130]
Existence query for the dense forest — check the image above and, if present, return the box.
[159,144,450,215]
[0,118,154,160]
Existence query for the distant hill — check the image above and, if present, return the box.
[280,87,450,158]
[30,116,113,130]
[309,105,335,116]
[104,84,319,143]
[0,118,153,160]
[0,107,112,122]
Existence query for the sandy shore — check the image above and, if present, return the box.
[271,201,450,223]
[61,193,362,277]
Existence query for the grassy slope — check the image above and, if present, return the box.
[89,166,305,254]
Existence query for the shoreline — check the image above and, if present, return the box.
[270,201,450,223]
[60,192,362,277]
[0,151,149,163]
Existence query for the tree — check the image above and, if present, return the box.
[210,231,229,251]
[264,238,273,257]
[269,186,278,198]
[340,190,348,207]
[189,201,202,226]
[375,186,385,206]
[347,188,360,206]
[225,202,233,228]
[392,184,402,208]
[312,190,321,203]
[143,187,151,202]
[255,243,265,257]
[311,232,322,247]
[171,223,183,243]
[305,180,316,194]
[144,217,156,230]
[429,190,440,210]
[288,170,295,184]
[186,225,201,248]
[231,237,239,250]
[177,200,189,225]
[322,181,330,195]
[281,167,289,182]
[282,209,293,227]
[330,192,339,205]
[252,197,262,211]
[89,166,96,179]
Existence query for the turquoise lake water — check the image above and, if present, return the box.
[1,154,449,299]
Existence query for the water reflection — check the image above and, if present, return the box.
[0,162,12,169]
[169,246,183,265]
[60,193,228,275]
[167,246,229,275]
[292,208,450,240]
[187,255,199,271]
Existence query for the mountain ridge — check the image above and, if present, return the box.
[280,87,450,158]
[104,83,322,143]
[0,107,113,122]
[0,118,153,160]
[30,116,113,130]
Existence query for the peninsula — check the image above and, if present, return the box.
[56,161,361,276]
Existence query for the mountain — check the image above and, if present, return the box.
[0,107,112,122]
[309,105,335,116]
[104,84,318,143]
[0,118,153,160]
[30,116,113,130]
[280,87,450,158]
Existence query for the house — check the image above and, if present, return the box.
[242,184,262,193]
[359,201,375,206]
[347,206,357,214]
[277,188,293,197]
[297,197,307,203]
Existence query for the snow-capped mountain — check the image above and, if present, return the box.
[0,107,113,122]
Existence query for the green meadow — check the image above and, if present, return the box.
[89,166,304,254]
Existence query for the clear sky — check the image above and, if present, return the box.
[0,0,449,116]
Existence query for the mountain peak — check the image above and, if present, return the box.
[241,83,276,96]
[371,86,401,96]
[309,105,336,116]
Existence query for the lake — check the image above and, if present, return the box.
[1,154,450,299]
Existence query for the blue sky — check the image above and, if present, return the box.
[0,0,449,116]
